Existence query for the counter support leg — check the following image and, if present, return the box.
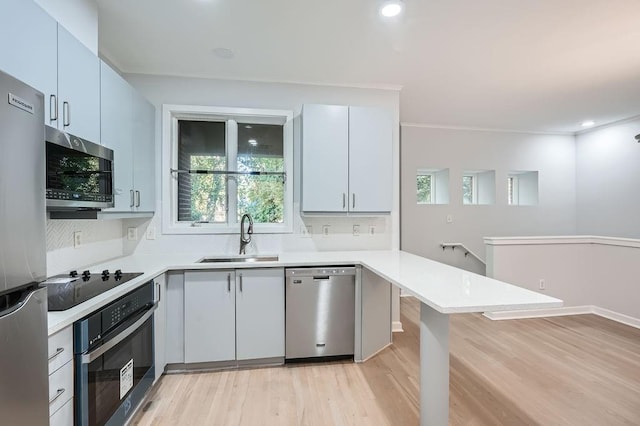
[420,303,450,426]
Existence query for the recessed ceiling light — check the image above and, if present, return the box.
[581,120,595,127]
[248,139,258,146]
[245,125,253,129]
[212,47,234,59]
[380,0,404,17]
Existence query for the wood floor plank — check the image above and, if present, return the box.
[133,297,640,425]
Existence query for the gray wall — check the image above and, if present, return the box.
[575,117,640,238]
[400,125,577,274]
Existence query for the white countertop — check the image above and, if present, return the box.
[47,250,562,335]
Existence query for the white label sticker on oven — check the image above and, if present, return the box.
[120,359,134,399]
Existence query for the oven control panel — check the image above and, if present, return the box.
[76,281,154,352]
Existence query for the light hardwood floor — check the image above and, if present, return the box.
[133,297,640,425]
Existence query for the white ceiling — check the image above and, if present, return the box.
[97,0,640,133]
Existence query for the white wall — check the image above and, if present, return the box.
[487,237,640,321]
[124,74,400,255]
[575,117,640,238]
[34,0,98,54]
[400,125,577,274]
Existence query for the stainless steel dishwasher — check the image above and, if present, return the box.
[285,267,356,360]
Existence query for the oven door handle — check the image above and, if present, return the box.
[80,303,157,364]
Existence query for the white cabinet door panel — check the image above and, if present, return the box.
[349,106,393,213]
[165,272,185,364]
[57,25,100,142]
[153,274,167,382]
[100,61,133,210]
[235,268,285,360]
[0,0,57,126]
[184,270,236,363]
[301,104,349,212]
[361,267,392,360]
[132,92,156,212]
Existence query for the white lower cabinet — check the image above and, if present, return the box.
[49,398,74,426]
[183,268,285,364]
[236,269,285,360]
[48,326,74,426]
[153,274,167,382]
[184,270,236,363]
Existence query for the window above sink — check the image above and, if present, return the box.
[162,105,294,235]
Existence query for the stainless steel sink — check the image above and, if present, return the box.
[197,255,279,263]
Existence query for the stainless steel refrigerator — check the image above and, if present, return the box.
[0,69,49,425]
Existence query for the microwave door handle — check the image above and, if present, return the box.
[49,95,57,122]
[62,101,70,127]
[80,303,157,364]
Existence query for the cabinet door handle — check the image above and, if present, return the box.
[239,273,243,292]
[135,190,141,207]
[343,193,346,209]
[352,193,356,209]
[48,347,64,361]
[227,273,231,292]
[62,101,70,127]
[156,282,161,302]
[130,190,135,208]
[49,95,58,121]
[49,388,65,405]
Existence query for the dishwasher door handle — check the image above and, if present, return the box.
[313,276,330,281]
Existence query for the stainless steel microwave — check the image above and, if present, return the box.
[46,126,114,210]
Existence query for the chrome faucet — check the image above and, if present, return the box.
[239,213,254,255]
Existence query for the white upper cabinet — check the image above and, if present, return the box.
[0,0,57,123]
[100,61,156,213]
[132,91,156,212]
[301,104,349,212]
[0,1,100,142]
[302,104,393,214]
[348,106,393,213]
[57,25,100,142]
[100,61,133,210]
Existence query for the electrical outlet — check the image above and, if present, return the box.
[539,279,545,290]
[146,226,156,240]
[73,231,82,248]
[127,227,138,241]
[353,225,360,236]
[369,225,376,236]
[305,225,313,237]
[446,214,454,224]
[322,225,330,237]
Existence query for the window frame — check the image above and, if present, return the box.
[416,171,436,204]
[162,104,294,235]
[462,173,478,205]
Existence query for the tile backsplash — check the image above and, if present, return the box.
[46,218,124,250]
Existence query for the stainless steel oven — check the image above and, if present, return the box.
[74,282,156,426]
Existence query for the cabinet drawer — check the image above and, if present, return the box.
[48,327,73,374]
[49,397,73,426]
[49,361,74,416]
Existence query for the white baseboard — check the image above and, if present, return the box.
[392,321,404,333]
[483,305,640,330]
[592,306,640,329]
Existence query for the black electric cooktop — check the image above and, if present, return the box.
[43,269,143,311]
